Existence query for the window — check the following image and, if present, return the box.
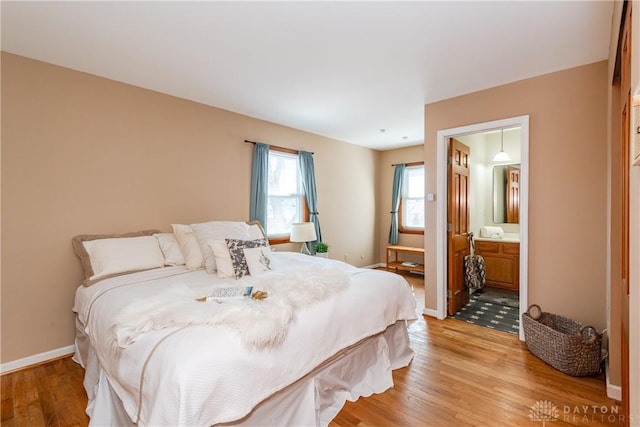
[266,149,307,240]
[400,164,425,233]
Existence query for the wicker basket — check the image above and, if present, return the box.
[522,304,603,377]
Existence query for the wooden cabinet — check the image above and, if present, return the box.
[475,241,519,291]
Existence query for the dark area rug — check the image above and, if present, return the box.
[453,294,520,335]
[474,288,519,308]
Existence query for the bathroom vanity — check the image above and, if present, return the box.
[475,239,520,291]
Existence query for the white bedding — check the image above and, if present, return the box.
[73,252,417,426]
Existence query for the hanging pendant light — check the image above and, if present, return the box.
[493,129,512,162]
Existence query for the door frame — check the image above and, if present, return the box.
[435,115,529,341]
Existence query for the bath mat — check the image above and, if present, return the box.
[453,295,519,335]
[474,288,519,308]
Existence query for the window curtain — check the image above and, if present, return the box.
[298,151,322,254]
[249,143,269,230]
[388,163,406,244]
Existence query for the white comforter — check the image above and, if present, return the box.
[73,252,417,426]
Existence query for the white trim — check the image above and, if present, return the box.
[436,115,530,340]
[363,262,386,269]
[0,344,76,374]
[607,383,623,402]
[606,360,623,401]
[422,308,438,318]
[364,263,424,277]
[436,126,448,320]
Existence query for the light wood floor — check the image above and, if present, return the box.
[1,272,620,426]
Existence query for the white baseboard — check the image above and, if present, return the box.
[0,344,75,374]
[422,308,438,318]
[363,263,386,269]
[607,382,622,401]
[605,360,623,401]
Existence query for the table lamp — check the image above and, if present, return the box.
[290,222,317,255]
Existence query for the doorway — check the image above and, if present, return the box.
[435,116,529,341]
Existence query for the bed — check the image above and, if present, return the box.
[71,222,417,426]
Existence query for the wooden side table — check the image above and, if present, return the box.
[386,245,425,273]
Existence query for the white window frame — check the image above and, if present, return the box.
[400,164,425,233]
[266,149,307,240]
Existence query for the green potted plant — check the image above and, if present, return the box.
[314,242,329,258]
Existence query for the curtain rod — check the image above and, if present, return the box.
[244,139,314,155]
[391,161,424,167]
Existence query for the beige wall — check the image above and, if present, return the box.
[424,62,609,332]
[377,145,425,264]
[606,1,624,387]
[0,53,380,363]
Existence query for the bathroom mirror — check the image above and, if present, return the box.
[493,164,520,224]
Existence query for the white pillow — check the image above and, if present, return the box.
[190,221,251,274]
[172,224,204,270]
[154,233,185,266]
[208,240,236,279]
[244,246,273,276]
[82,236,165,282]
[248,223,266,240]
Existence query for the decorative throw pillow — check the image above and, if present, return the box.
[208,240,236,279]
[154,233,186,266]
[243,246,273,276]
[226,238,269,279]
[190,221,251,274]
[172,224,204,270]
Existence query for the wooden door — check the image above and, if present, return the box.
[506,165,520,223]
[619,3,631,425]
[448,139,471,315]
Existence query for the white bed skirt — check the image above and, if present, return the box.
[74,318,413,427]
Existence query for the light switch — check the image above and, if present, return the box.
[427,193,435,202]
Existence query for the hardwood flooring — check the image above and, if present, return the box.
[1,356,88,427]
[1,271,619,426]
[332,272,620,426]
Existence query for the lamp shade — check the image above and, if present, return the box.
[493,129,512,162]
[493,150,511,162]
[290,222,317,242]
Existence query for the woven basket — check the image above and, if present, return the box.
[522,305,603,377]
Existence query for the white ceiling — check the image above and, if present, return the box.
[1,1,613,150]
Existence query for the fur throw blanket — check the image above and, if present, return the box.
[112,267,350,350]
